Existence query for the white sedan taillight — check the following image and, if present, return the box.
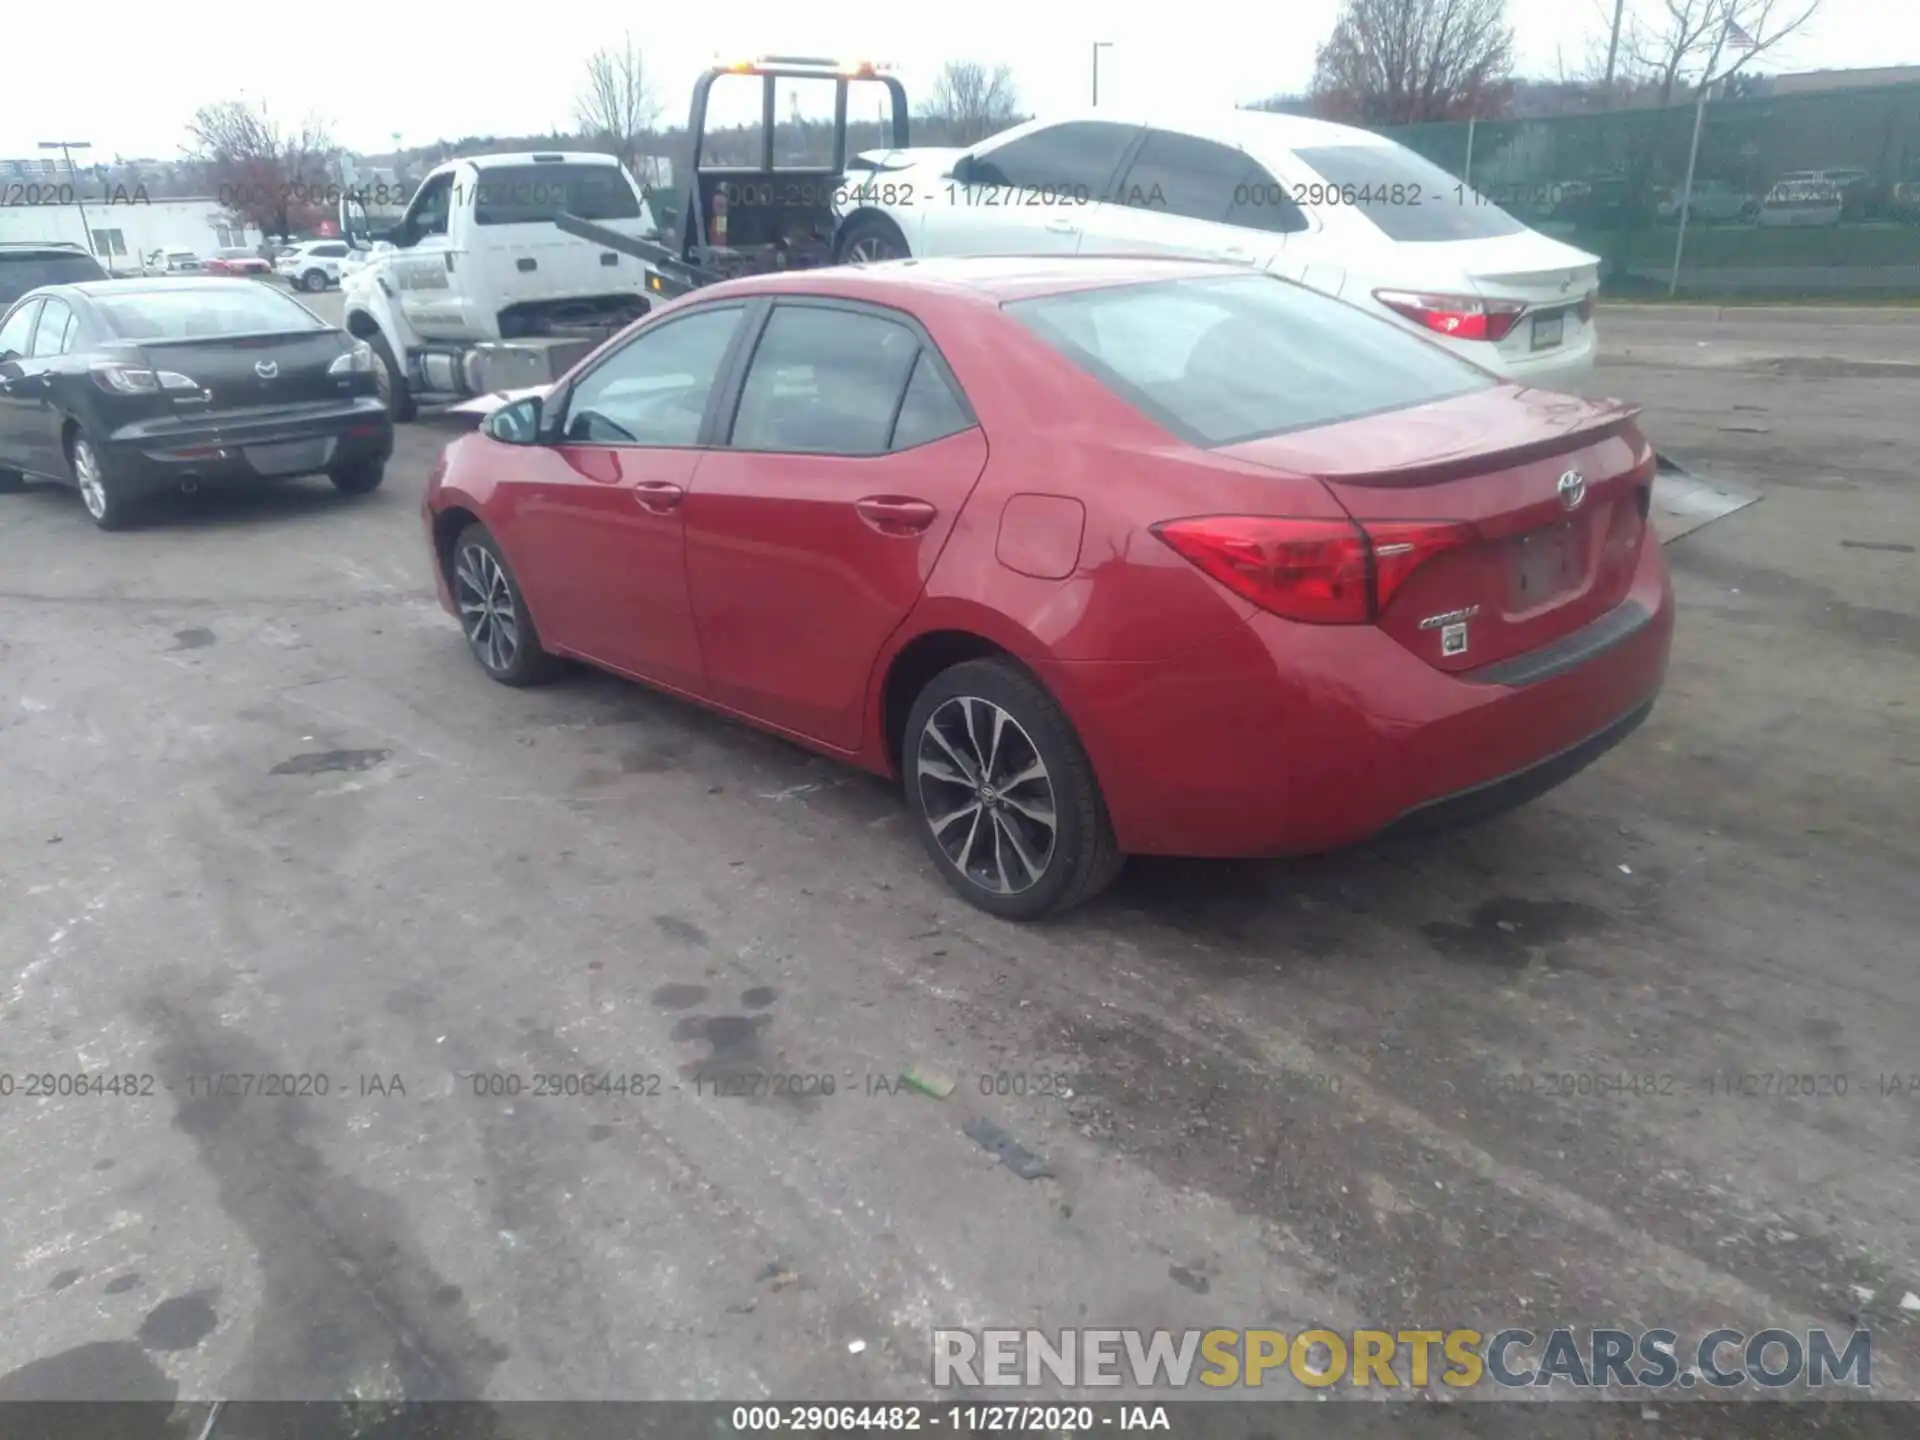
[1373,289,1528,343]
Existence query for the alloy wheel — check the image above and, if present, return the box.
[847,234,901,264]
[74,440,108,519]
[915,696,1058,895]
[454,544,519,674]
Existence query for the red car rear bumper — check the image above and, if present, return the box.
[1045,533,1675,858]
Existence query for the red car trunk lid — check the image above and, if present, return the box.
[1217,386,1655,672]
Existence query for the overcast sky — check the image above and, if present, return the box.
[3,0,1909,160]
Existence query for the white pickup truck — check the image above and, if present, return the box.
[338,151,665,420]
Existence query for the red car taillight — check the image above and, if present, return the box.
[1153,515,1473,625]
[1373,289,1527,343]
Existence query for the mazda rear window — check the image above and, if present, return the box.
[1008,274,1492,447]
[471,164,642,225]
[1293,144,1527,242]
[0,251,107,306]
[96,286,329,339]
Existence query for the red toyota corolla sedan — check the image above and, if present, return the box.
[423,256,1673,919]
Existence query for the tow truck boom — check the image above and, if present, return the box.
[557,56,910,303]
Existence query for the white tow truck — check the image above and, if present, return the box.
[337,151,665,420]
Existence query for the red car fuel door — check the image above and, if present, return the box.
[685,301,987,749]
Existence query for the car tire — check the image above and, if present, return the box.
[365,329,415,422]
[449,523,562,687]
[69,431,142,531]
[903,658,1124,921]
[0,467,22,494]
[835,213,910,265]
[330,458,385,495]
[303,269,329,292]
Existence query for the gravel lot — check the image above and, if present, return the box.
[1,300,1916,1428]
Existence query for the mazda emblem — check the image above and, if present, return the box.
[1557,469,1587,510]
[255,360,279,379]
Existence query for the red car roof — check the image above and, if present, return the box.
[695,254,1253,309]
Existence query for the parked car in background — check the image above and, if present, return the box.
[1656,179,1757,224]
[429,256,1670,918]
[832,109,1603,390]
[1758,180,1843,228]
[275,239,352,292]
[207,248,273,278]
[1774,168,1876,220]
[1817,168,1877,219]
[0,277,391,529]
[147,249,205,274]
[0,242,108,309]
[1892,173,1920,223]
[337,242,388,282]
[1549,176,1662,232]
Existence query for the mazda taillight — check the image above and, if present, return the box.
[1373,289,1527,343]
[1153,515,1474,625]
[90,362,199,395]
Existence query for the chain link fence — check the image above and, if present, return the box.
[1380,83,1920,299]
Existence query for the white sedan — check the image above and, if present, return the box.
[832,109,1601,389]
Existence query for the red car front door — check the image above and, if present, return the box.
[684,300,987,751]
[499,303,750,691]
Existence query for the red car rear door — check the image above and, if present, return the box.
[503,302,751,690]
[683,299,987,750]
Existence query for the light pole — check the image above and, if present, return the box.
[1091,42,1113,107]
[39,140,96,258]
[1602,0,1628,103]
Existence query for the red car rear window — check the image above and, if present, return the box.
[1007,273,1492,447]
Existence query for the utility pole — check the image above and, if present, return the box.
[39,140,96,258]
[1092,42,1113,107]
[1603,0,1628,100]
[1670,21,1733,295]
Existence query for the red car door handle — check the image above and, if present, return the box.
[634,481,685,513]
[855,496,938,535]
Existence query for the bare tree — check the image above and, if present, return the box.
[577,35,661,177]
[185,100,336,242]
[1311,0,1516,125]
[920,61,1021,145]
[1616,0,1823,104]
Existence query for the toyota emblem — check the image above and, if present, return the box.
[1557,469,1587,510]
[254,360,279,379]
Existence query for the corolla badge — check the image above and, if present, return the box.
[1557,469,1587,510]
[1419,604,1480,658]
[254,360,279,379]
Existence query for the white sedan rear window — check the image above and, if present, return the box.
[1293,144,1527,243]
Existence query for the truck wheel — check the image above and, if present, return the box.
[836,214,909,265]
[303,269,329,292]
[366,331,416,423]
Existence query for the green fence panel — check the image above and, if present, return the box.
[1381,83,1920,298]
